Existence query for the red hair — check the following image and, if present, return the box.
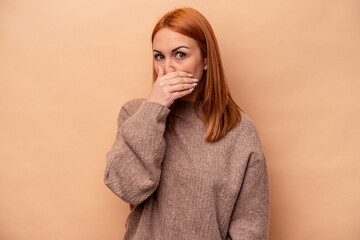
[152,7,243,142]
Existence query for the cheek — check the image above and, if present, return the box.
[152,57,204,76]
[179,59,201,72]
[186,59,204,78]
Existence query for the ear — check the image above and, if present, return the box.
[203,57,208,70]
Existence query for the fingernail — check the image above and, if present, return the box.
[192,83,198,86]
[188,73,193,77]
[189,88,194,91]
[193,79,199,82]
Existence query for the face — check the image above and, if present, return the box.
[152,28,207,81]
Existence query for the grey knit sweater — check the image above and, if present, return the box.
[104,98,270,240]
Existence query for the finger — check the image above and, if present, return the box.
[173,88,195,99]
[166,77,199,86]
[157,65,165,78]
[168,83,197,93]
[164,71,193,80]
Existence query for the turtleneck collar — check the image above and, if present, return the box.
[173,99,204,122]
[175,98,195,106]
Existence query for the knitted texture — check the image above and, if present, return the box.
[104,98,270,240]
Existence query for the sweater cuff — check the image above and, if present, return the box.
[137,100,171,122]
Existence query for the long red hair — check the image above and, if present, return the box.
[152,7,243,142]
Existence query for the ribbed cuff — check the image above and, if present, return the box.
[137,100,171,122]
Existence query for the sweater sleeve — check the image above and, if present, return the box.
[104,100,170,205]
[226,152,270,240]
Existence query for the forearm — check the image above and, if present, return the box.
[104,100,170,205]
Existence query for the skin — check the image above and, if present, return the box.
[147,28,207,108]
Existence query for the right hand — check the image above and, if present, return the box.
[147,65,198,108]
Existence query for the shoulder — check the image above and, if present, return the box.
[229,111,265,156]
[120,97,147,116]
[238,111,260,137]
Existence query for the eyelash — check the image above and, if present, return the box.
[154,52,186,61]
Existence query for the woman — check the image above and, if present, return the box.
[104,7,270,240]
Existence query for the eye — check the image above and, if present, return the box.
[175,52,186,59]
[154,54,164,61]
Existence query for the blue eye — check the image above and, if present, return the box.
[154,54,164,61]
[175,52,186,59]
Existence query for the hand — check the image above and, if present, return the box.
[147,65,198,108]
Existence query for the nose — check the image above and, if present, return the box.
[163,59,175,74]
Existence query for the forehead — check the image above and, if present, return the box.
[152,28,197,50]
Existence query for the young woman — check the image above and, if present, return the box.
[104,7,270,240]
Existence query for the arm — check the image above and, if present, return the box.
[226,153,270,240]
[104,100,170,205]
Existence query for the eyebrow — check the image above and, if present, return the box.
[153,46,190,53]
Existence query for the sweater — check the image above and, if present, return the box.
[104,98,270,240]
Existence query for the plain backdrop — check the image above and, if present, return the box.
[1,0,360,239]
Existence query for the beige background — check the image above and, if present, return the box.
[1,0,359,239]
